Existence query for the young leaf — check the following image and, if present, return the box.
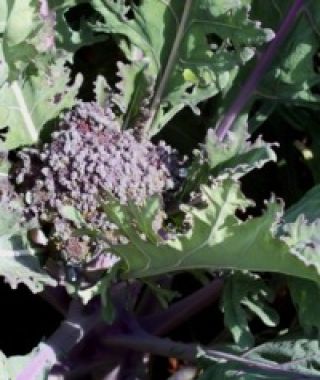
[92,0,273,136]
[206,116,277,177]
[114,60,151,130]
[178,117,277,199]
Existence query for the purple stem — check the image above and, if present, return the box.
[215,0,305,141]
[142,278,224,335]
[16,300,101,380]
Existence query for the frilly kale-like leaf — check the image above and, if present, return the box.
[206,117,277,177]
[221,272,279,349]
[92,0,274,136]
[179,118,277,199]
[0,58,82,149]
[280,216,320,276]
[103,178,320,283]
[0,198,56,293]
[199,335,320,379]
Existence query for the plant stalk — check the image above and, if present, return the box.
[146,0,193,134]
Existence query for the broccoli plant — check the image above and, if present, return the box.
[1,0,320,379]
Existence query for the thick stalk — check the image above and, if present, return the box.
[215,0,305,141]
[59,278,224,378]
[16,300,100,380]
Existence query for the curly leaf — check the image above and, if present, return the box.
[49,0,105,53]
[280,216,320,277]
[103,178,320,283]
[92,0,273,136]
[179,118,276,200]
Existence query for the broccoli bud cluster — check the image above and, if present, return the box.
[12,102,182,266]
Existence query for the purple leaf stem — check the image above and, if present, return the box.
[142,278,224,335]
[104,333,320,380]
[215,0,305,141]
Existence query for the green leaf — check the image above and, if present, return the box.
[49,0,105,53]
[0,200,56,293]
[257,1,320,106]
[2,0,54,79]
[94,75,110,108]
[0,58,82,149]
[178,117,276,200]
[279,215,320,278]
[103,178,320,283]
[289,278,320,338]
[199,335,320,379]
[284,185,320,223]
[0,1,8,34]
[92,0,273,136]
[222,272,279,349]
[0,148,10,177]
[206,116,277,176]
[247,336,320,377]
[114,60,151,130]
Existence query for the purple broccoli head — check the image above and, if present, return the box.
[12,102,182,267]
